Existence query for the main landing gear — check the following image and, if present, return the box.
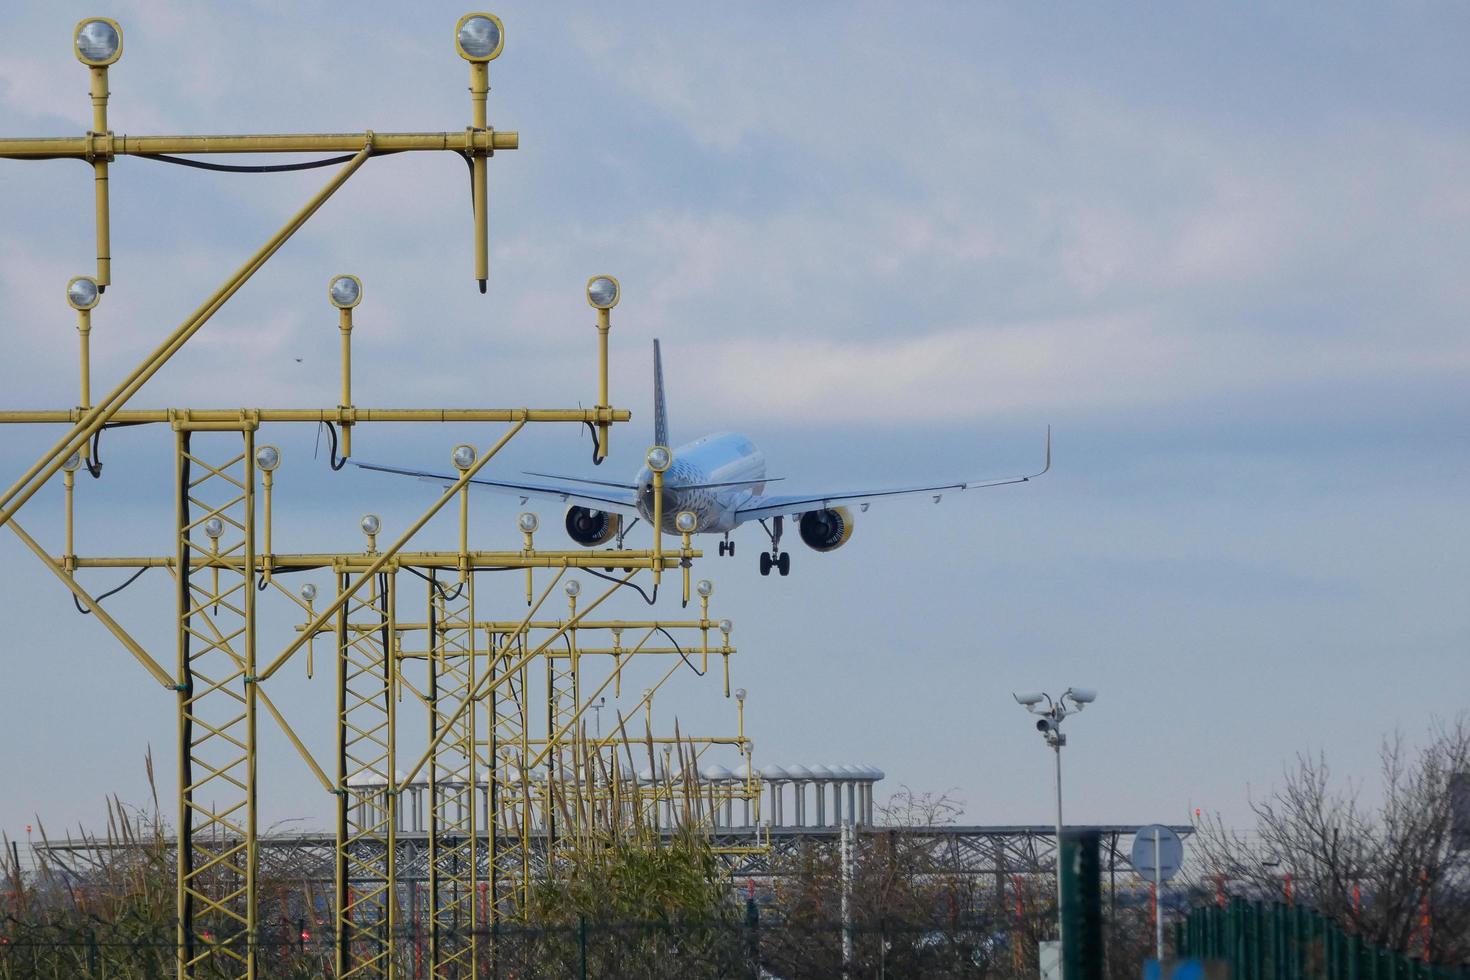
[758,517,791,577]
[718,534,735,557]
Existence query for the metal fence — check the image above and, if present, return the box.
[2,909,1020,979]
[1176,898,1470,980]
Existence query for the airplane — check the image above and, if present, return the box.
[355,341,1050,576]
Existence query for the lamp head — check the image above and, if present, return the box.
[564,579,581,598]
[455,12,505,62]
[328,275,362,309]
[586,274,620,310]
[202,517,224,540]
[451,444,477,471]
[734,688,746,703]
[695,579,713,598]
[675,510,697,534]
[359,513,381,536]
[62,451,84,473]
[74,18,122,66]
[300,583,318,602]
[517,511,539,534]
[645,446,672,473]
[254,445,281,472]
[718,619,732,636]
[66,276,101,311]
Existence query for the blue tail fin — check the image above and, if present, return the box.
[653,339,669,448]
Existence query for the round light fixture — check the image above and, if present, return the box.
[300,583,318,602]
[675,511,698,534]
[328,274,362,309]
[254,445,281,472]
[203,517,224,539]
[455,12,505,62]
[564,580,581,598]
[66,276,101,311]
[645,446,671,473]
[586,275,620,310]
[695,579,713,598]
[517,512,539,533]
[735,688,747,702]
[451,444,477,471]
[61,451,84,473]
[74,18,122,66]
[718,619,732,635]
[360,513,381,536]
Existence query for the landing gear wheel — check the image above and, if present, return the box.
[718,540,728,557]
[727,540,734,556]
[777,552,791,576]
[759,552,772,576]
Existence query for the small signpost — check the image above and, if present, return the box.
[1132,825,1184,963]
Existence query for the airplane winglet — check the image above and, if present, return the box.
[1031,424,1052,479]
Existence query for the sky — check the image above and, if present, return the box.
[0,3,1467,847]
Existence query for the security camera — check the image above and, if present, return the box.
[1035,718,1056,733]
[1066,687,1097,705]
[1013,692,1045,707]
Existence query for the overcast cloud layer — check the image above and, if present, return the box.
[1,3,1467,843]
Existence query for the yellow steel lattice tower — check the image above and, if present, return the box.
[174,426,258,976]
[335,569,397,977]
[486,629,533,920]
[426,573,478,976]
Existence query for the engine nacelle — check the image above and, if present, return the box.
[798,507,855,553]
[565,506,621,546]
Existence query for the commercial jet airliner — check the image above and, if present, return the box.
[356,341,1049,576]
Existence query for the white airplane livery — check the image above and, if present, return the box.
[357,341,1049,576]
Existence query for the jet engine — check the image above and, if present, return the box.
[565,506,621,546]
[797,507,855,552]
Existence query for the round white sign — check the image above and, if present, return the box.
[1130,824,1183,882]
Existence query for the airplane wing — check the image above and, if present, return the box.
[353,461,640,514]
[734,428,1051,522]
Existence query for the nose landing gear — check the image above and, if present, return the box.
[718,534,735,557]
[758,516,790,576]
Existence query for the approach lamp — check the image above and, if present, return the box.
[74,18,122,66]
[66,276,101,311]
[328,275,362,309]
[586,275,620,310]
[455,13,505,62]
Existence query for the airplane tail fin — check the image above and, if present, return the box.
[653,339,670,448]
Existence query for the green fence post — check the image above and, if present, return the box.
[578,915,587,980]
[745,895,760,980]
[1059,830,1104,980]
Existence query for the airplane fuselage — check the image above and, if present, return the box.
[634,432,767,534]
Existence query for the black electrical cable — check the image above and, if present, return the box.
[177,432,195,957]
[320,421,348,471]
[403,564,468,601]
[655,624,706,677]
[137,152,362,174]
[71,566,150,615]
[83,420,151,479]
[580,567,657,606]
[257,565,310,591]
[582,421,605,466]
